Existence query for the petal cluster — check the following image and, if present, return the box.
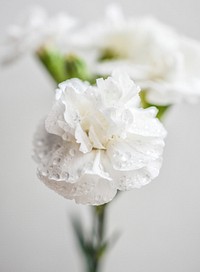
[73,5,200,105]
[34,71,166,205]
[1,7,76,63]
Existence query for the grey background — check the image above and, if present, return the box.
[1,0,200,271]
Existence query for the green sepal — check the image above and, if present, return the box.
[98,48,120,61]
[36,47,67,84]
[140,90,170,120]
[36,47,93,84]
[64,54,91,82]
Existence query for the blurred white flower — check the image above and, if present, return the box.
[74,5,200,106]
[33,70,166,205]
[1,7,76,63]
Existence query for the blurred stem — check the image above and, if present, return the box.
[95,205,106,243]
[71,202,119,272]
[87,204,107,272]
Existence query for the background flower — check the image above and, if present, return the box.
[1,6,76,63]
[73,5,200,106]
[34,71,166,205]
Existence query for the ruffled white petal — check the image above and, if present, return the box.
[129,108,167,138]
[115,159,163,190]
[106,135,164,171]
[34,124,116,205]
[75,123,92,153]
[1,7,76,63]
[73,5,200,105]
[40,174,117,205]
[34,72,166,205]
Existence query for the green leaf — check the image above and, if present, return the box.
[70,215,87,253]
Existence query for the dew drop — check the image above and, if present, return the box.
[38,152,44,159]
[71,187,77,194]
[77,168,82,177]
[73,113,80,123]
[65,155,72,162]
[41,170,47,176]
[121,109,133,125]
[61,171,69,180]
[49,172,60,180]
[37,171,42,179]
[37,140,44,147]
[120,175,126,183]
[55,144,61,149]
[87,162,93,169]
[53,157,61,165]
[121,152,131,162]
[113,150,120,158]
[69,148,76,157]
[95,195,102,202]
[63,134,70,141]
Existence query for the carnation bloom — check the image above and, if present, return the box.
[73,5,200,106]
[1,7,76,63]
[33,71,166,205]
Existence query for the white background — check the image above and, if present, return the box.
[1,0,200,271]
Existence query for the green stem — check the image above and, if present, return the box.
[86,204,107,272]
[71,201,121,272]
[95,205,106,242]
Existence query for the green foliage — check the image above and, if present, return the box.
[36,47,67,84]
[70,204,119,272]
[36,47,93,84]
[98,48,120,61]
[65,54,91,81]
[140,90,170,120]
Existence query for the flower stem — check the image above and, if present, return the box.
[86,204,107,272]
[95,205,106,242]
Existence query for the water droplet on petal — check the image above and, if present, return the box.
[53,157,61,165]
[64,155,72,162]
[49,172,60,180]
[113,150,120,158]
[69,148,76,157]
[37,140,44,147]
[38,152,44,159]
[61,171,69,180]
[121,109,133,125]
[71,187,77,194]
[42,170,48,176]
[77,168,82,177]
[55,144,61,149]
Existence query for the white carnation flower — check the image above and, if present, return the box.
[74,5,200,106]
[33,70,167,205]
[1,7,76,63]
